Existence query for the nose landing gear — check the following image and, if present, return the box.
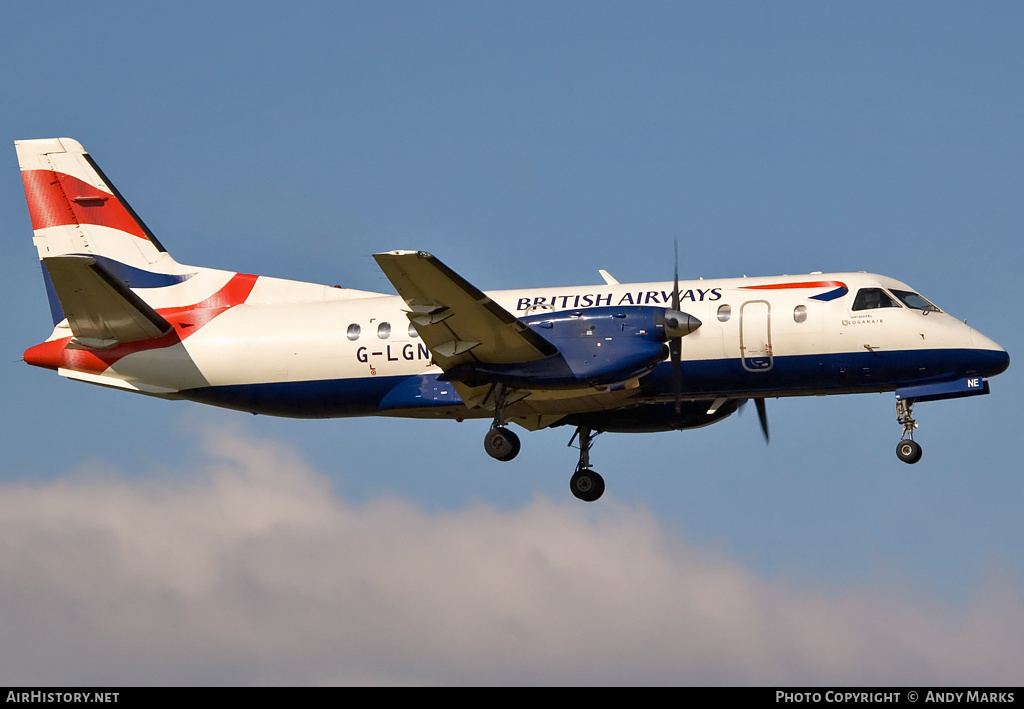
[895,399,923,464]
[568,426,605,502]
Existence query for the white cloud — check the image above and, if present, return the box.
[0,426,1020,686]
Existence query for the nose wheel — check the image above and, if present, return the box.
[568,426,605,501]
[896,438,923,464]
[895,399,923,464]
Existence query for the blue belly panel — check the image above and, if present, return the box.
[177,348,1005,418]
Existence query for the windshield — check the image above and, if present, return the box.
[890,289,942,313]
[852,288,900,311]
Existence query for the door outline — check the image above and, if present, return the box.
[740,300,773,372]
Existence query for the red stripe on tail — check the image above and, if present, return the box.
[22,169,149,240]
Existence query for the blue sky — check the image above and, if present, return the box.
[1,2,1021,685]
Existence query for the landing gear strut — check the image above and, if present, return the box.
[895,398,923,464]
[483,384,521,462]
[568,426,605,502]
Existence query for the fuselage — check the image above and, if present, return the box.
[27,268,1008,424]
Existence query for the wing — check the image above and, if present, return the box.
[374,250,662,423]
[374,250,558,405]
[374,250,557,364]
[43,255,172,349]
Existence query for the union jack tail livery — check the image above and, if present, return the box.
[16,138,1009,502]
[19,137,222,328]
[17,138,348,394]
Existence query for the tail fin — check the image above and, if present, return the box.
[17,138,196,325]
[17,138,171,262]
[18,138,350,350]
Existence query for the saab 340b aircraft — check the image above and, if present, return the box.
[16,138,1010,501]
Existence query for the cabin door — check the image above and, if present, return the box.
[740,300,773,372]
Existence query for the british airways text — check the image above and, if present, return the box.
[516,288,722,312]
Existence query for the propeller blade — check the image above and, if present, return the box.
[672,239,681,413]
[671,339,681,413]
[672,239,680,311]
[755,398,770,444]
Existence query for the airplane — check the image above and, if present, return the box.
[15,137,1010,501]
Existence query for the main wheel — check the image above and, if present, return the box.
[570,468,605,502]
[484,427,521,461]
[896,439,923,464]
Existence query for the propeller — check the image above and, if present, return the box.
[662,240,702,413]
[670,241,682,413]
[661,242,759,434]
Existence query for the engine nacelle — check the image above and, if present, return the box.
[442,306,700,389]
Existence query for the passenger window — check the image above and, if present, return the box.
[408,323,419,338]
[346,324,361,341]
[377,322,391,339]
[852,288,899,311]
[717,304,731,322]
[793,305,807,323]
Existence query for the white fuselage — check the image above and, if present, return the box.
[52,269,1003,422]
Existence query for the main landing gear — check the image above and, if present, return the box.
[483,384,521,462]
[895,398,923,464]
[480,384,605,501]
[484,426,520,462]
[568,426,605,502]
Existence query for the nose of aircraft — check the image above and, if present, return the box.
[969,328,1010,377]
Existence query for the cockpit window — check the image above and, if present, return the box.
[852,288,900,311]
[890,289,941,313]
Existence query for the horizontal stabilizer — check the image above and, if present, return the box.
[58,368,179,394]
[44,255,172,348]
